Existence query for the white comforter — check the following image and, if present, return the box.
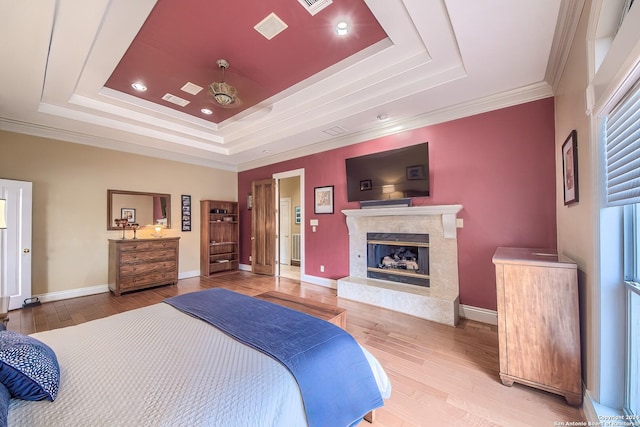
[8,302,390,426]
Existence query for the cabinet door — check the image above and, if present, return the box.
[502,264,581,392]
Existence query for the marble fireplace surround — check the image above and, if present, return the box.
[337,205,463,326]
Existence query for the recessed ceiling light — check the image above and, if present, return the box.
[131,82,147,91]
[201,108,213,115]
[377,113,389,121]
[335,21,349,36]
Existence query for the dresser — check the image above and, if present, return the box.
[492,247,582,406]
[109,237,180,296]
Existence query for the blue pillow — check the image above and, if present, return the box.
[0,382,9,427]
[0,331,59,401]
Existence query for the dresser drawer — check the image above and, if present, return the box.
[119,270,176,290]
[120,260,176,276]
[120,249,176,264]
[118,240,178,252]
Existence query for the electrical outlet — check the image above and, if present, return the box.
[320,265,325,272]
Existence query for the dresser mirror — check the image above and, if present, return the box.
[107,189,171,230]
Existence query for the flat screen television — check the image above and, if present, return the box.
[345,142,429,203]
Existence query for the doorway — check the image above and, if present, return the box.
[274,170,303,281]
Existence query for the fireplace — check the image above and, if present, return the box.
[367,232,429,287]
[337,205,462,326]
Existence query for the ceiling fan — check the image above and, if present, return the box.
[208,59,241,108]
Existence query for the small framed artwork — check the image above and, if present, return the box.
[314,185,334,214]
[181,195,191,231]
[295,206,301,224]
[406,164,426,180]
[247,193,252,210]
[121,208,136,223]
[360,179,372,191]
[562,130,579,205]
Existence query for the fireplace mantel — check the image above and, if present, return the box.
[338,203,463,325]
[342,204,463,239]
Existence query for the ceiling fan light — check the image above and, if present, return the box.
[209,82,237,105]
[208,59,238,106]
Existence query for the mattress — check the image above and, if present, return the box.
[8,301,390,426]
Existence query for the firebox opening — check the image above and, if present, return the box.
[366,232,430,287]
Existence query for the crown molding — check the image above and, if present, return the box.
[237,82,553,171]
[546,0,586,92]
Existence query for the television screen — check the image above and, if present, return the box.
[345,143,429,203]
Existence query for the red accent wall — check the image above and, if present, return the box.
[238,98,556,310]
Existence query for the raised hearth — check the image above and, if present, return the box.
[337,205,462,326]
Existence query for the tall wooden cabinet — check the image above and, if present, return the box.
[200,200,239,276]
[492,247,582,406]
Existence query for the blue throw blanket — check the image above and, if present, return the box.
[165,288,383,427]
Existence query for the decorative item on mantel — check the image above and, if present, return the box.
[129,223,140,239]
[114,218,128,239]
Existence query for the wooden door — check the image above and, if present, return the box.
[251,179,276,275]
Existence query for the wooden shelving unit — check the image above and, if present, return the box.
[200,200,239,276]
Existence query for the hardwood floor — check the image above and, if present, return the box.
[6,271,586,426]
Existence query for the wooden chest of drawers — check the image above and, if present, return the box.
[108,237,180,296]
[492,247,582,406]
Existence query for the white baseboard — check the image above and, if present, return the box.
[301,274,337,289]
[583,388,598,424]
[459,304,498,325]
[238,264,337,291]
[54,265,493,328]
[33,284,109,304]
[179,270,200,279]
[32,270,200,304]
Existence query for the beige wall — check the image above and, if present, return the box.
[554,2,596,392]
[556,0,640,407]
[0,130,237,295]
[279,176,301,235]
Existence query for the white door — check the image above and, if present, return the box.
[0,179,32,310]
[279,198,291,266]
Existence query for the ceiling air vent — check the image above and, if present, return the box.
[180,82,203,95]
[322,125,348,136]
[254,13,288,40]
[162,93,190,107]
[297,0,332,16]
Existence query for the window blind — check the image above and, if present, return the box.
[606,78,640,206]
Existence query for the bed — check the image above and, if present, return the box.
[1,288,391,426]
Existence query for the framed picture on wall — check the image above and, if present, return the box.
[121,208,136,223]
[295,206,301,224]
[562,130,579,205]
[406,164,426,180]
[314,185,334,214]
[181,195,191,231]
